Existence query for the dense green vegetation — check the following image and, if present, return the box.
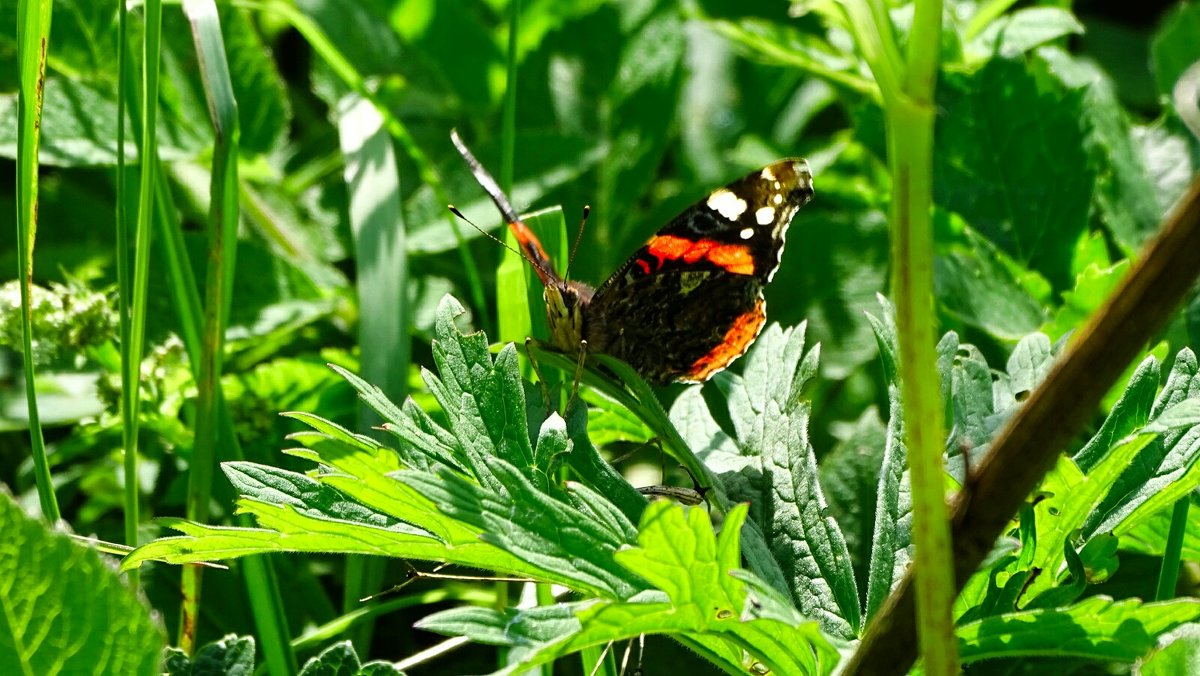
[5,0,1200,674]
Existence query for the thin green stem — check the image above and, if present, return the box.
[1156,498,1189,601]
[15,0,59,523]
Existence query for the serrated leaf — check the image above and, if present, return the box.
[0,491,163,675]
[297,640,405,676]
[164,635,255,676]
[1073,356,1159,472]
[1018,433,1156,604]
[936,58,1094,289]
[1138,623,1200,675]
[397,459,646,599]
[422,502,839,676]
[710,324,860,638]
[1086,351,1200,537]
[966,7,1083,61]
[957,597,1200,664]
[864,301,912,621]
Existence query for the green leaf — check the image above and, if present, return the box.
[1037,47,1166,252]
[1151,2,1200,98]
[957,597,1200,663]
[1018,433,1156,604]
[1042,261,1130,343]
[1139,624,1200,675]
[712,323,861,638]
[965,8,1083,61]
[864,300,912,621]
[421,502,839,676]
[935,225,1048,340]
[1072,355,1159,472]
[935,58,1094,289]
[0,490,163,675]
[1086,351,1200,538]
[164,635,255,675]
[298,640,405,676]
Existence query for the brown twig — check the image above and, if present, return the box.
[844,174,1200,674]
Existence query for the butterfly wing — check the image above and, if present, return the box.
[586,159,813,384]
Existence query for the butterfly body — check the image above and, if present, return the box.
[451,131,812,385]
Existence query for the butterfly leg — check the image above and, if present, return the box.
[524,336,556,413]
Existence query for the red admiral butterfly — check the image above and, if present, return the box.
[452,131,813,385]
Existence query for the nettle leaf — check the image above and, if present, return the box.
[1086,351,1200,538]
[127,295,645,598]
[0,491,163,676]
[164,635,255,676]
[420,503,839,676]
[863,299,913,621]
[297,640,405,676]
[965,7,1083,62]
[936,57,1094,290]
[696,323,861,638]
[958,597,1200,664]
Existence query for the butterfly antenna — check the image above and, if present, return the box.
[563,204,590,280]
[450,129,557,285]
[447,205,527,260]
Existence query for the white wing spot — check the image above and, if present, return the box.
[773,181,781,190]
[773,193,783,205]
[706,189,748,221]
[739,227,755,239]
[760,166,776,181]
[755,206,776,225]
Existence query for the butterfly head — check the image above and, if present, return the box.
[544,280,594,353]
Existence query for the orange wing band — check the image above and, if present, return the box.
[646,235,755,276]
[685,298,767,381]
[509,220,554,285]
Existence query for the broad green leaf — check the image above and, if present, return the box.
[1120,494,1200,562]
[398,458,646,599]
[957,597,1200,664]
[935,226,1048,340]
[579,386,654,448]
[562,399,647,526]
[935,58,1093,289]
[390,0,503,110]
[1138,624,1200,675]
[1086,351,1200,537]
[716,323,860,638]
[1073,356,1160,472]
[1018,433,1156,604]
[1037,47,1165,252]
[421,502,839,676]
[1151,2,1200,97]
[1042,260,1129,346]
[164,635,254,675]
[298,640,405,676]
[0,491,163,675]
[965,8,1083,61]
[818,407,886,597]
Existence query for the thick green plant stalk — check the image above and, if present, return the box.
[15,0,59,523]
[884,0,956,671]
[835,0,956,672]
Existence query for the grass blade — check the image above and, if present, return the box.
[14,0,59,522]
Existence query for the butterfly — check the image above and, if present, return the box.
[451,131,813,385]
